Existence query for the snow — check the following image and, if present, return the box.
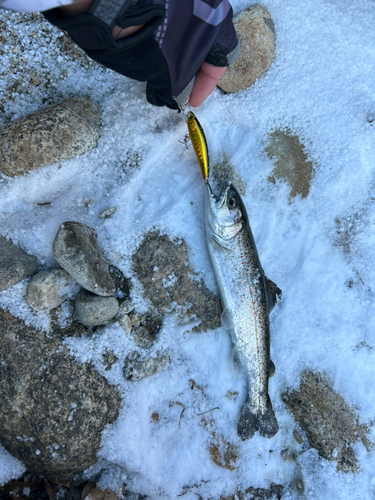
[1,0,375,498]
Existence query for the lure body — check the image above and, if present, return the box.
[186,111,209,180]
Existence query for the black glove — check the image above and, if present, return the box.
[44,0,239,109]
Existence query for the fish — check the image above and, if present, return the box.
[186,111,210,180]
[204,181,281,439]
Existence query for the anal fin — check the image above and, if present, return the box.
[266,278,282,312]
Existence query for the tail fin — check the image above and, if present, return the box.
[237,396,279,440]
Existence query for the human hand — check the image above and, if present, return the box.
[188,62,228,108]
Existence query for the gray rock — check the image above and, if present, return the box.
[0,308,121,477]
[132,325,155,348]
[26,268,70,311]
[75,290,119,327]
[98,206,117,219]
[52,221,116,296]
[129,311,141,328]
[132,232,222,332]
[118,299,135,315]
[218,5,276,93]
[108,265,130,303]
[123,351,169,381]
[222,483,283,500]
[118,312,133,333]
[282,370,371,472]
[0,236,39,292]
[0,96,101,176]
[264,130,313,199]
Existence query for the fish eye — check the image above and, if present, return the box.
[227,193,239,209]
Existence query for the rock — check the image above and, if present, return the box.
[75,291,119,327]
[52,221,116,296]
[98,207,117,219]
[220,483,283,500]
[264,130,313,199]
[129,311,141,328]
[123,350,169,381]
[26,268,71,311]
[102,350,119,371]
[0,96,101,176]
[132,325,155,348]
[0,236,39,292]
[0,308,121,477]
[132,232,222,332]
[282,370,371,472]
[218,4,276,93]
[108,265,130,303]
[118,299,135,315]
[244,484,283,500]
[118,312,133,333]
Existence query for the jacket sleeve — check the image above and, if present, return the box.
[43,0,239,109]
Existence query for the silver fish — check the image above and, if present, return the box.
[204,181,281,439]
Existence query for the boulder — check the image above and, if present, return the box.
[0,309,121,477]
[0,96,101,176]
[218,4,276,93]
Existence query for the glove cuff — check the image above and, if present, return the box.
[205,41,240,67]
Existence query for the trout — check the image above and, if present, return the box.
[204,181,281,439]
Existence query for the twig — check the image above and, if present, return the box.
[197,407,219,416]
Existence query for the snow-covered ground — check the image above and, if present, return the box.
[1,0,375,498]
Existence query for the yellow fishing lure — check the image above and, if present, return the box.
[186,111,210,180]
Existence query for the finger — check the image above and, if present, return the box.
[189,62,227,108]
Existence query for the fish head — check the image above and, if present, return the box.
[205,182,246,243]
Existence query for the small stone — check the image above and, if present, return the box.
[129,311,141,328]
[102,350,119,371]
[293,429,304,445]
[0,96,101,176]
[0,236,39,292]
[98,206,117,219]
[118,312,133,333]
[108,265,130,302]
[75,291,119,327]
[118,299,135,315]
[218,4,276,93]
[132,325,155,348]
[123,351,169,381]
[52,221,115,296]
[265,130,313,199]
[26,268,70,311]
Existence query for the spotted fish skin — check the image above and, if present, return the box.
[186,111,209,180]
[204,181,281,440]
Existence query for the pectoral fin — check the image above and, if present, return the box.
[269,359,275,377]
[266,278,282,312]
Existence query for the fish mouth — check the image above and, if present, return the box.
[205,181,231,209]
